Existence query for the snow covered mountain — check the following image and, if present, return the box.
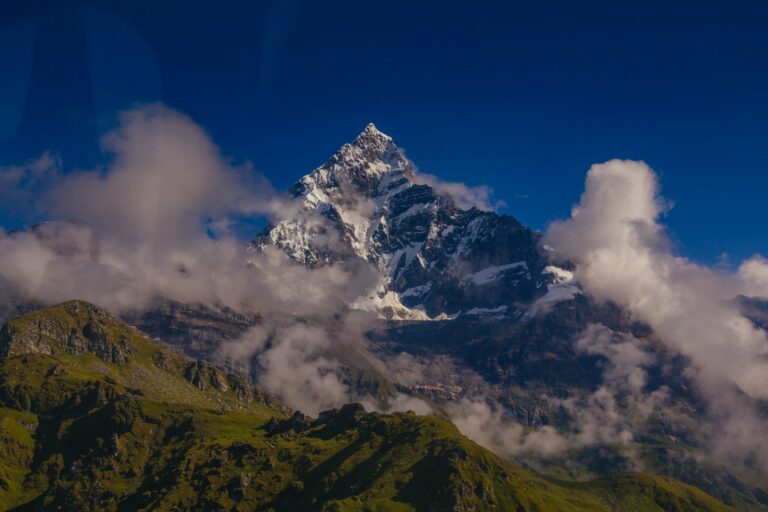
[252,123,568,320]
[2,123,763,509]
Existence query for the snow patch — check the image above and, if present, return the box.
[463,262,528,286]
[524,266,581,318]
[394,203,431,223]
[545,265,573,283]
[400,283,432,299]
[463,305,508,317]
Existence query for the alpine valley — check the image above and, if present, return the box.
[0,124,766,511]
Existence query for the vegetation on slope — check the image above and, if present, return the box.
[0,301,735,511]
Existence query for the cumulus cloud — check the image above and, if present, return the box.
[412,171,505,211]
[543,159,768,469]
[50,106,260,241]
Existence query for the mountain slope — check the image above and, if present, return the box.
[0,302,734,511]
[0,300,279,412]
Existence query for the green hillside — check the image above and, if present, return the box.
[0,301,734,511]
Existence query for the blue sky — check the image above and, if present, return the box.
[1,0,767,263]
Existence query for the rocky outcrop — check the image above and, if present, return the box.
[0,300,132,363]
[0,300,289,414]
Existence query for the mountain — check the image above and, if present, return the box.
[252,123,554,320]
[0,302,735,511]
[3,125,761,510]
[245,124,768,510]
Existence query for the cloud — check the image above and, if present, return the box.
[0,151,60,190]
[221,323,350,416]
[737,255,768,297]
[0,152,61,221]
[412,171,505,211]
[49,105,280,242]
[566,324,670,446]
[448,323,669,459]
[575,323,653,395]
[449,400,568,458]
[543,158,768,469]
[219,307,433,416]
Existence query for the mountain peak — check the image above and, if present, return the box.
[354,122,392,144]
[294,122,411,200]
[346,123,395,158]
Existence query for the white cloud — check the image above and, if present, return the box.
[49,105,278,242]
[221,323,350,416]
[544,158,768,469]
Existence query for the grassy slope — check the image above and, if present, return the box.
[0,302,735,511]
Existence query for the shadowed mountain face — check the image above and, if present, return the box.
[0,302,736,511]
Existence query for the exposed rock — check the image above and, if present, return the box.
[0,300,131,363]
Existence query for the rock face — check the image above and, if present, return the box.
[0,300,132,364]
[252,123,550,319]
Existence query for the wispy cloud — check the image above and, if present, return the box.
[412,171,505,211]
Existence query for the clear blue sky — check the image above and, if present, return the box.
[1,0,767,264]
